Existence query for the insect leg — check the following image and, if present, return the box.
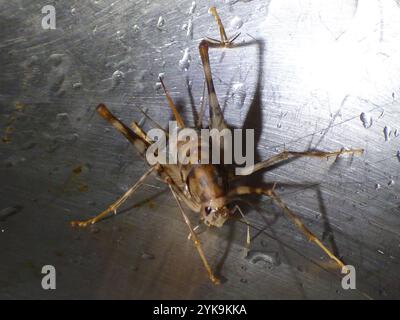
[228,186,348,272]
[196,80,207,129]
[209,7,229,44]
[199,39,228,131]
[198,7,241,130]
[167,181,221,285]
[159,77,185,129]
[236,148,364,176]
[71,166,156,228]
[232,204,251,256]
[96,104,150,157]
[130,120,153,144]
[199,7,238,130]
[136,105,168,135]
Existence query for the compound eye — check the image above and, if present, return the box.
[205,206,212,216]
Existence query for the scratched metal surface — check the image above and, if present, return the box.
[1,0,400,300]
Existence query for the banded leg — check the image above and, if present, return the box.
[159,77,185,129]
[199,7,239,130]
[96,104,150,157]
[167,180,220,285]
[209,7,228,44]
[71,166,156,227]
[228,186,348,272]
[236,148,364,176]
[196,80,207,128]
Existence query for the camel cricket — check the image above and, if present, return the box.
[71,7,364,284]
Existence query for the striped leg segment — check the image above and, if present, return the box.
[71,166,156,227]
[228,186,347,271]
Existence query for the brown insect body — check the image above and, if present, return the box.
[72,7,364,285]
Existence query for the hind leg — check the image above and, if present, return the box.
[229,186,348,272]
[236,148,364,176]
[71,166,155,227]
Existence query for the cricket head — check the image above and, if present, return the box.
[201,198,230,227]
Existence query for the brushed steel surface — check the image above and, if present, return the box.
[0,0,399,299]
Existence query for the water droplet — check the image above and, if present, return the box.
[56,113,69,121]
[112,70,124,80]
[375,183,381,190]
[157,16,165,29]
[155,82,162,92]
[116,30,124,40]
[132,24,140,33]
[186,18,193,38]
[71,7,76,15]
[232,82,246,108]
[141,252,155,260]
[72,82,82,89]
[189,1,196,14]
[377,249,385,255]
[384,126,392,142]
[229,16,243,30]
[158,73,165,80]
[388,179,395,186]
[92,25,97,35]
[0,205,23,221]
[112,70,125,86]
[360,112,372,128]
[394,129,399,137]
[67,133,80,143]
[179,48,191,71]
